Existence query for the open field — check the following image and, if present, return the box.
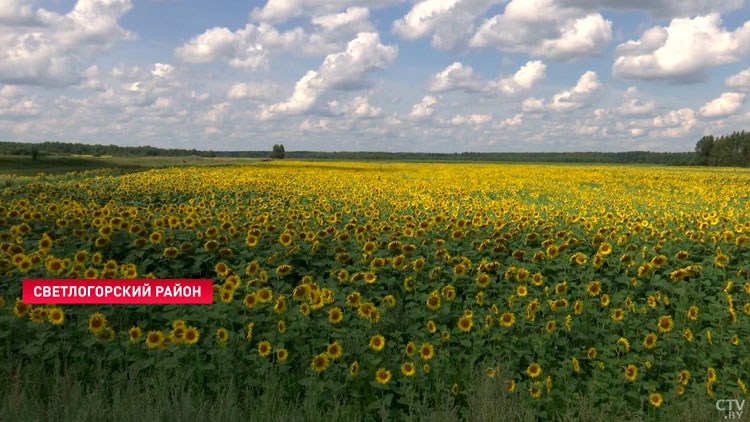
[2,161,750,420]
[0,154,260,177]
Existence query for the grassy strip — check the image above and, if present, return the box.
[0,357,735,422]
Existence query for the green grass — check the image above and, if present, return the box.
[0,154,261,176]
[1,356,740,422]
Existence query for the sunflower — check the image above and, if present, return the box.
[216,328,228,342]
[145,330,165,348]
[516,285,528,297]
[375,368,392,384]
[257,288,273,303]
[545,320,556,333]
[349,361,359,376]
[311,353,329,372]
[326,341,343,360]
[529,383,542,399]
[163,247,179,259]
[457,316,473,332]
[687,306,699,320]
[643,333,657,349]
[625,364,638,381]
[346,291,362,307]
[451,383,459,396]
[88,312,107,333]
[405,341,416,356]
[707,367,717,383]
[657,315,673,333]
[611,308,624,321]
[571,300,582,315]
[527,363,541,378]
[587,347,597,360]
[370,334,385,351]
[184,326,200,344]
[258,340,272,357]
[401,362,416,376]
[427,320,437,333]
[47,307,64,324]
[426,293,441,311]
[128,327,143,343]
[683,328,694,342]
[586,281,601,296]
[649,393,663,407]
[275,264,292,276]
[419,343,435,360]
[243,293,258,308]
[571,357,580,373]
[476,273,490,288]
[500,312,516,327]
[276,348,288,361]
[328,307,343,324]
[679,370,690,385]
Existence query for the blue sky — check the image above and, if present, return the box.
[0,0,749,152]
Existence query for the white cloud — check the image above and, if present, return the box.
[521,97,544,113]
[469,0,612,62]
[175,8,374,69]
[488,60,546,95]
[427,62,483,92]
[648,107,696,137]
[548,71,601,111]
[558,0,744,19]
[448,113,491,125]
[616,86,656,116]
[700,92,745,118]
[408,95,438,119]
[340,96,384,118]
[0,0,135,87]
[250,0,400,23]
[392,0,499,51]
[227,81,278,100]
[726,68,750,92]
[613,14,750,83]
[261,32,397,117]
[524,70,601,113]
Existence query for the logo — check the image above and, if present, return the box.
[716,399,745,419]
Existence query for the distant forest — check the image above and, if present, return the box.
[0,132,747,166]
[694,131,750,167]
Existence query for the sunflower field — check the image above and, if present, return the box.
[2,161,750,420]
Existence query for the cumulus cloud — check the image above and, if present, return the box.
[339,96,384,118]
[227,81,279,100]
[261,32,397,117]
[557,0,744,19]
[522,70,601,112]
[250,0,400,24]
[613,14,750,83]
[392,0,499,51]
[648,108,696,137]
[469,0,612,62]
[488,60,546,95]
[700,92,745,118]
[427,62,483,92]
[408,95,438,119]
[0,0,135,87]
[447,113,492,125]
[726,68,750,92]
[616,87,656,116]
[175,7,374,69]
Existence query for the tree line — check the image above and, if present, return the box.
[1,133,748,167]
[694,131,750,167]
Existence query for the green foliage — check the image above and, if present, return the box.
[271,144,285,159]
[695,131,750,167]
